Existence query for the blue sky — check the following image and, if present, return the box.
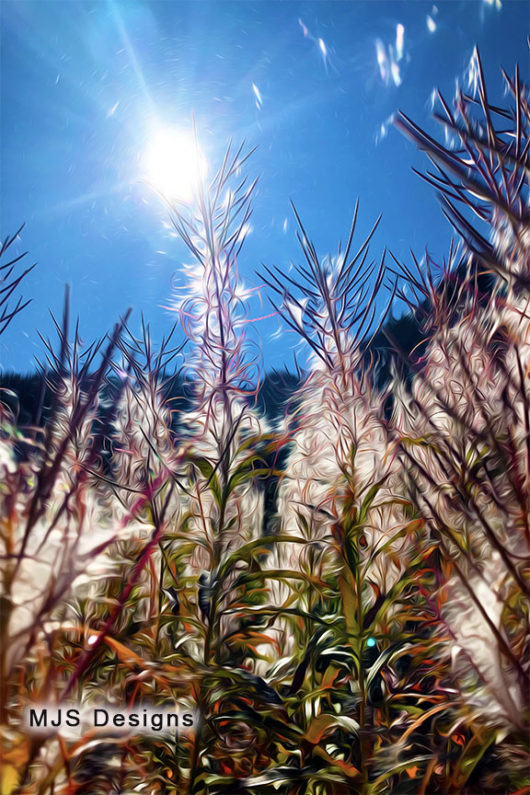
[1,0,528,374]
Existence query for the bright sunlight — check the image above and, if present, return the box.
[142,127,207,202]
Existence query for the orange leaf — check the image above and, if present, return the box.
[104,636,145,668]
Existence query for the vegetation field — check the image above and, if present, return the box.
[0,55,528,794]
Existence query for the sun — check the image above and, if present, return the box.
[142,127,207,202]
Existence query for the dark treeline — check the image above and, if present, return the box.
[0,324,408,428]
[0,259,492,428]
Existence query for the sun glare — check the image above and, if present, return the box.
[142,127,207,202]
